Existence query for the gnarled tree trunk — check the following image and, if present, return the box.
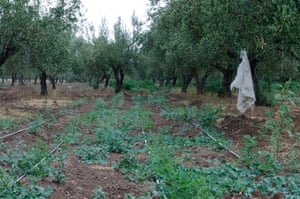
[181,70,194,93]
[214,63,234,97]
[194,68,210,95]
[249,57,263,105]
[113,66,124,93]
[40,71,48,95]
[49,76,56,89]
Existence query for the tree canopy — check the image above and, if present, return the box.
[0,0,299,102]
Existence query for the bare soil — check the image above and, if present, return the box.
[0,83,299,199]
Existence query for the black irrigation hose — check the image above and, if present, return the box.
[0,119,51,140]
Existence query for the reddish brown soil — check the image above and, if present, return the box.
[0,83,299,199]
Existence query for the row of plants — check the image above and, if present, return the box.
[0,100,82,198]
[1,83,299,198]
[64,91,300,198]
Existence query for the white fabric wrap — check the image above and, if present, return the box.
[230,50,256,114]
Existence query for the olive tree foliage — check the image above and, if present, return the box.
[109,18,134,93]
[87,19,111,89]
[0,0,82,95]
[29,0,82,95]
[146,0,300,104]
[145,0,222,93]
[70,37,94,83]
[0,0,37,74]
[89,17,136,93]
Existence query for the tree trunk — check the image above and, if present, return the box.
[181,71,194,93]
[113,67,124,93]
[11,73,17,86]
[18,74,25,85]
[40,71,48,95]
[214,63,234,97]
[34,75,39,84]
[249,57,263,105]
[194,69,210,95]
[49,76,56,89]
[104,75,110,88]
[172,77,177,87]
[218,67,234,97]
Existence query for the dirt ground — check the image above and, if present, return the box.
[0,83,299,199]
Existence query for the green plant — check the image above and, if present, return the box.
[147,94,169,105]
[122,79,159,92]
[1,181,52,199]
[148,146,209,199]
[94,128,130,153]
[71,97,87,107]
[260,81,296,162]
[48,153,66,184]
[75,145,109,164]
[239,135,259,167]
[27,120,43,134]
[91,187,106,199]
[108,93,125,108]
[161,103,221,128]
[58,131,83,145]
[116,154,139,174]
[0,116,17,130]
[124,193,156,199]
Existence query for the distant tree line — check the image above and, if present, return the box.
[0,0,299,105]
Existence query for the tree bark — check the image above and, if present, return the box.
[181,70,194,93]
[18,74,25,85]
[104,75,110,88]
[49,76,56,89]
[34,75,39,84]
[11,73,17,86]
[194,69,210,95]
[113,67,124,93]
[40,71,48,95]
[249,57,263,105]
[214,64,234,97]
[172,77,177,87]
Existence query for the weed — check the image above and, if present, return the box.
[117,154,139,174]
[91,187,106,199]
[58,131,83,145]
[239,135,259,167]
[1,181,53,199]
[161,103,221,128]
[108,93,125,108]
[71,97,87,107]
[48,153,66,184]
[0,116,17,130]
[94,128,133,153]
[123,193,153,199]
[148,146,209,198]
[259,80,297,164]
[75,145,109,164]
[147,94,169,105]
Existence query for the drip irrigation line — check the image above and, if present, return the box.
[161,107,240,159]
[15,142,63,183]
[0,142,63,196]
[190,121,240,158]
[0,119,51,140]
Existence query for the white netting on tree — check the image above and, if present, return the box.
[230,50,256,114]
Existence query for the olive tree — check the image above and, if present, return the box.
[108,18,134,93]
[146,0,300,104]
